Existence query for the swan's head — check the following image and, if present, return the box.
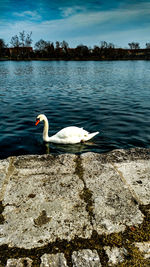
[35,114,47,126]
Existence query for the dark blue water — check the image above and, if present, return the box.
[0,60,150,159]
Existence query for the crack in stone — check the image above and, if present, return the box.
[0,201,5,224]
[74,155,95,226]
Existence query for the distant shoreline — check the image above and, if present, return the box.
[1,57,150,61]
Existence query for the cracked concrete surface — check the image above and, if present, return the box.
[0,148,150,266]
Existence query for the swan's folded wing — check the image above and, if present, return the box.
[55,126,88,139]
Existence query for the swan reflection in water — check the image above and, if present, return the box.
[44,141,98,155]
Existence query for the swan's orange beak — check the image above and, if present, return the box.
[35,119,40,126]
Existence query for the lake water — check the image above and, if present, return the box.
[0,60,150,159]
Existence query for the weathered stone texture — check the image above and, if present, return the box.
[0,158,10,201]
[72,249,101,267]
[114,161,150,205]
[81,152,143,234]
[104,246,128,266]
[6,258,33,267]
[40,253,68,267]
[0,154,92,248]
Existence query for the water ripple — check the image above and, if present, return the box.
[0,60,150,159]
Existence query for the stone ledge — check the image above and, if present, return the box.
[0,148,149,266]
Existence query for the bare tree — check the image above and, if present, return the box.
[19,31,25,47]
[146,43,150,49]
[60,40,69,53]
[128,42,140,49]
[100,41,108,49]
[10,31,32,58]
[11,31,32,48]
[107,42,115,49]
[55,41,60,49]
[0,38,7,56]
[0,39,6,49]
[100,41,115,49]
[34,39,47,51]
[10,35,20,47]
[25,32,32,47]
[45,41,55,56]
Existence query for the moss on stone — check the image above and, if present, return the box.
[117,244,150,266]
[74,156,95,225]
[0,201,5,224]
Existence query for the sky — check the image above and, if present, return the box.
[0,0,150,48]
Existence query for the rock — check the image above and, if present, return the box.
[104,246,128,265]
[72,249,101,266]
[99,148,150,163]
[40,253,68,267]
[135,242,150,259]
[6,258,32,267]
[114,160,150,205]
[0,158,10,201]
[0,154,92,249]
[81,152,143,234]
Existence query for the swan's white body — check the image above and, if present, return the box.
[35,114,99,144]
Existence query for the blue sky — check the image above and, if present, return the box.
[0,0,150,48]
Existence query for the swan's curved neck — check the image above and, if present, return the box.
[43,117,49,141]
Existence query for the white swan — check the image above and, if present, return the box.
[35,114,99,144]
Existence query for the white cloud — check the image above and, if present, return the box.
[59,6,86,17]
[13,10,41,20]
[1,1,150,48]
[59,7,75,17]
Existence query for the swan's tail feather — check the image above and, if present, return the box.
[83,131,99,142]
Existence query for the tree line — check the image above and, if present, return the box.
[0,31,150,60]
